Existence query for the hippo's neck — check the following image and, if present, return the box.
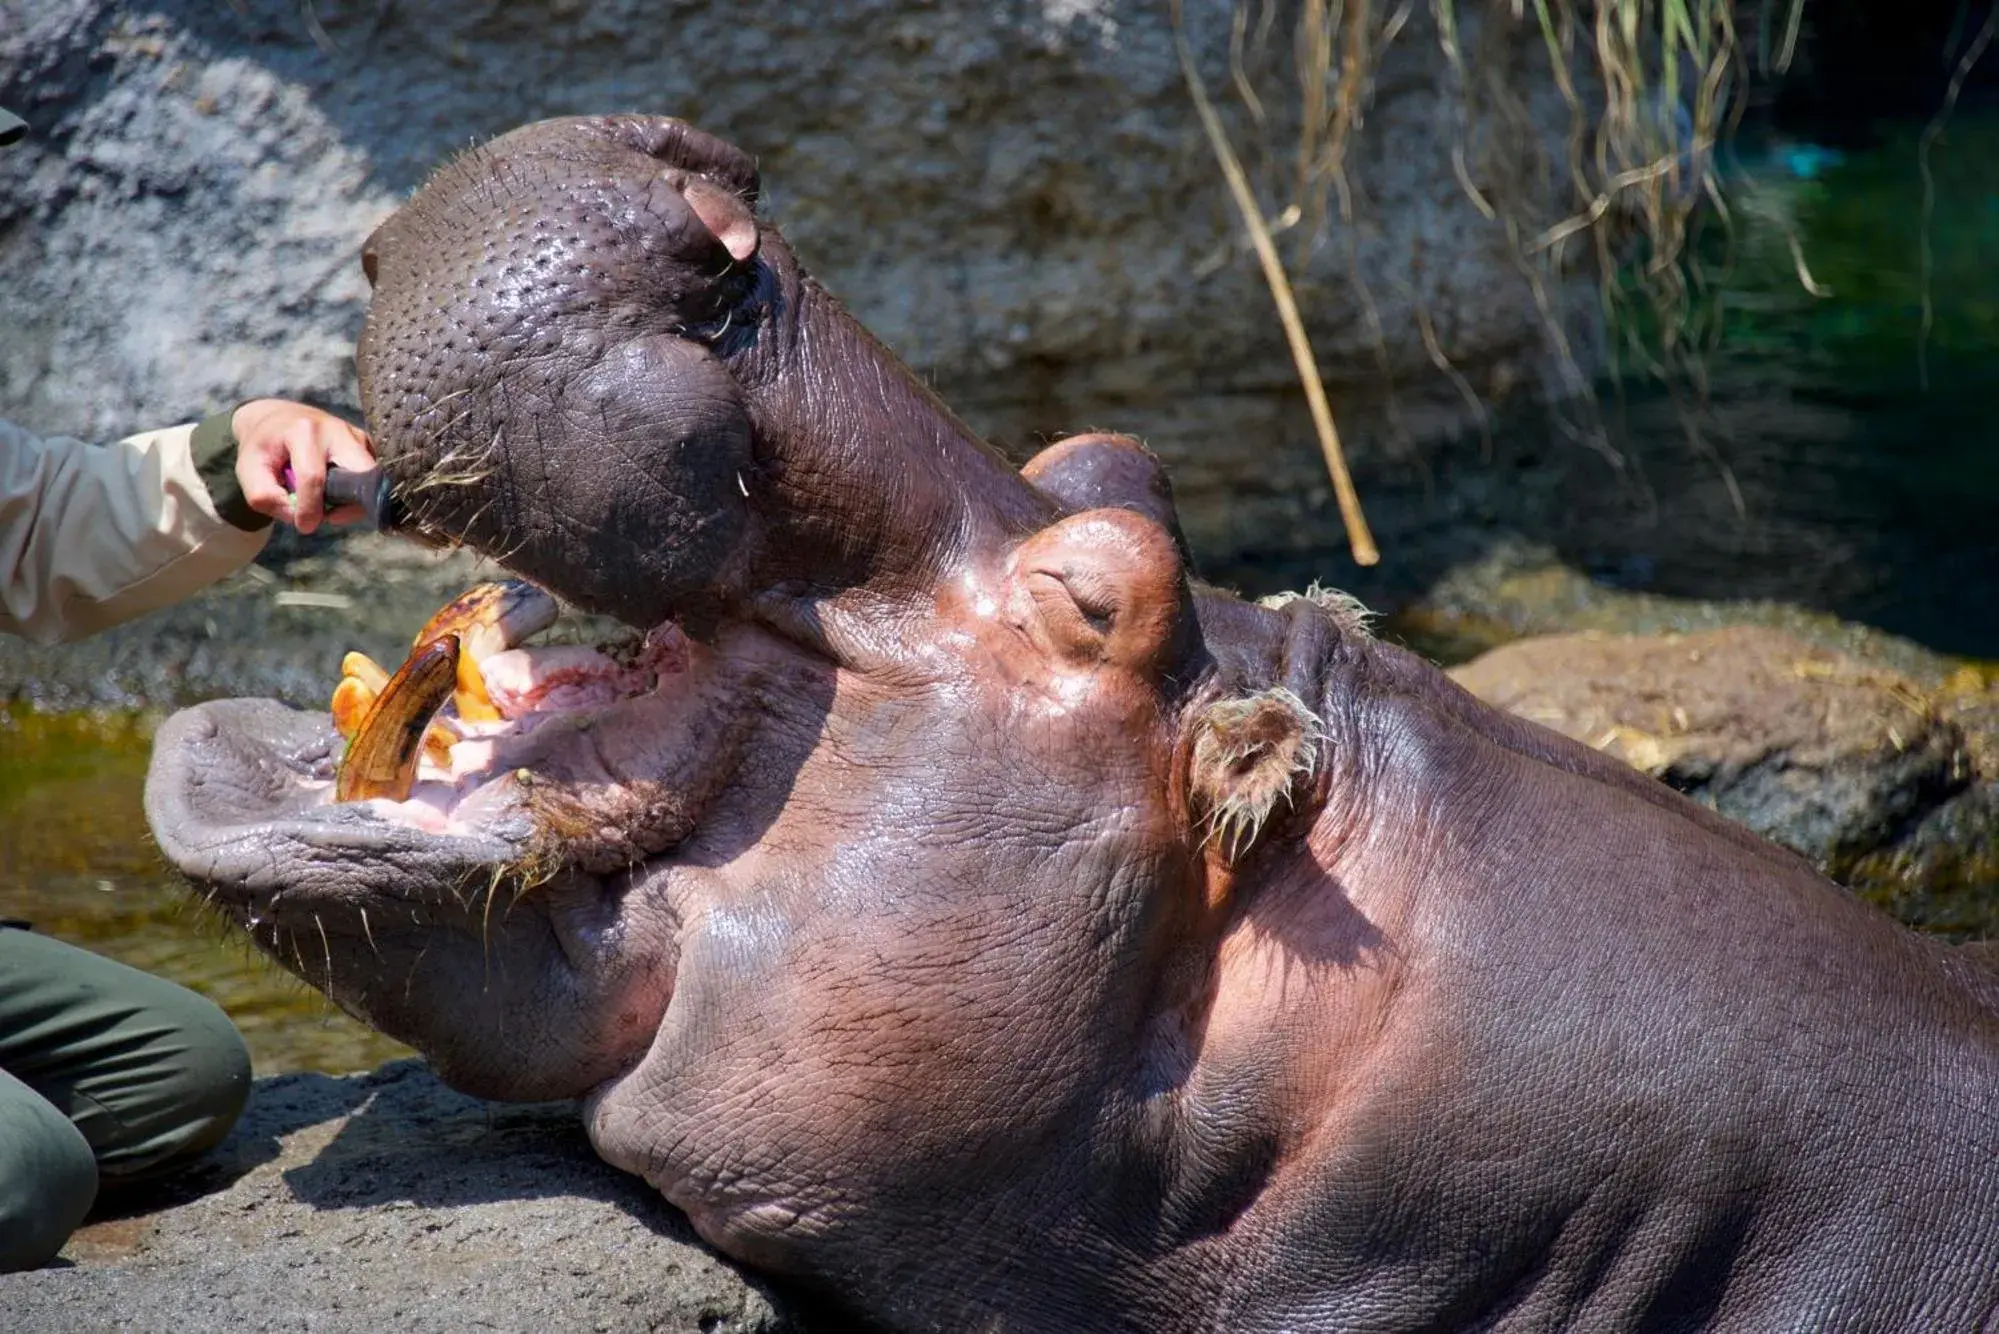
[731,265,1053,592]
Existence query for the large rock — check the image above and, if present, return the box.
[1453,625,1999,938]
[5,4,1994,662]
[1,1060,841,1333]
[1387,536,1974,680]
[0,0,1586,581]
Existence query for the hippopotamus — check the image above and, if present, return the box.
[145,116,1999,1331]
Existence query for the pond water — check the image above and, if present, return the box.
[0,707,411,1075]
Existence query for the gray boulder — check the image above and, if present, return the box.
[1452,624,1999,939]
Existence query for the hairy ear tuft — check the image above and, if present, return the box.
[1188,688,1323,864]
[1257,582,1374,636]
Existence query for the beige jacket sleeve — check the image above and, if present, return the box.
[0,418,270,645]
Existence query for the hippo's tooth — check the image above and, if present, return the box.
[453,650,503,723]
[330,675,377,741]
[413,579,559,663]
[340,651,391,692]
[421,714,460,768]
[336,636,461,803]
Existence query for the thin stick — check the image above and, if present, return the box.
[1173,0,1380,567]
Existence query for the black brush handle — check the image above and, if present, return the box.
[322,467,397,530]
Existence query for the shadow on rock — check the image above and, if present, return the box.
[85,1066,378,1225]
[278,1059,682,1224]
[4,1060,848,1334]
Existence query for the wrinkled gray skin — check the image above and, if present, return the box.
[148,117,1999,1331]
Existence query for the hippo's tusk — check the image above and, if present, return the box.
[332,650,455,765]
[411,580,560,723]
[336,636,462,803]
[413,579,560,659]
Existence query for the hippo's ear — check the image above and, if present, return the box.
[1020,433,1192,566]
[675,174,759,263]
[1003,508,1188,677]
[1187,689,1323,864]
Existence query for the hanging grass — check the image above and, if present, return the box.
[1175,0,1811,558]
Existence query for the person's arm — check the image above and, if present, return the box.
[0,413,269,645]
[0,403,372,645]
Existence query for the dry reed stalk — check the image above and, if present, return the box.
[1173,0,1381,568]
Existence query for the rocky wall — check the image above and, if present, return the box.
[0,0,1588,580]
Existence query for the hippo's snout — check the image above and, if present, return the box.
[356,117,773,631]
[356,114,1054,635]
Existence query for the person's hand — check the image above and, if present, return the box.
[231,399,376,534]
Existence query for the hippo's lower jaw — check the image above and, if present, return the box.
[143,615,765,1099]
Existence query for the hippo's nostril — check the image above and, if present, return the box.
[361,244,379,286]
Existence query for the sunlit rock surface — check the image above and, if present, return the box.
[1455,624,1999,939]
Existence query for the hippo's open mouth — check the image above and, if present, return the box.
[147,578,754,915]
[351,631,687,838]
[324,580,698,849]
[143,577,751,1097]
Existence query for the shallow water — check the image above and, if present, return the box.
[0,707,412,1075]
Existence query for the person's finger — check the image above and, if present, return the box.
[235,439,294,523]
[327,419,377,473]
[288,422,328,535]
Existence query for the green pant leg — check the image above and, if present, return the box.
[0,1064,97,1273]
[0,927,250,1183]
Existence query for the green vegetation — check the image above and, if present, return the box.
[1719,118,1999,386]
[1184,0,1813,536]
[1183,0,1999,549]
